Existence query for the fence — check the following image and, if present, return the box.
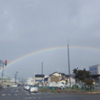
[39,85,100,93]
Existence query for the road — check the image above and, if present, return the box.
[0,87,100,100]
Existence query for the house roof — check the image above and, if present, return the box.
[49,72,66,76]
[66,74,75,78]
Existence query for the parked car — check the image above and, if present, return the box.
[29,85,38,93]
[49,81,67,89]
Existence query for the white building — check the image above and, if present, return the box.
[10,78,19,83]
[26,77,34,85]
[89,65,100,75]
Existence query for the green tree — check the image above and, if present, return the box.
[73,68,92,83]
[83,79,94,85]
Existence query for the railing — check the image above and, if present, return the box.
[38,85,100,93]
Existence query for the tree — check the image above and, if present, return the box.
[83,79,94,85]
[73,68,94,90]
[73,68,92,83]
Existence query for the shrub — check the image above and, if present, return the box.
[83,79,94,85]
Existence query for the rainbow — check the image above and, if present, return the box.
[0,45,100,72]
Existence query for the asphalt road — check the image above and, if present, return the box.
[0,87,100,100]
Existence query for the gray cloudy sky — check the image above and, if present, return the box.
[0,0,100,80]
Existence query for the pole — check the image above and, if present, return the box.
[2,62,4,84]
[41,62,44,86]
[99,76,100,85]
[15,73,16,84]
[41,62,43,74]
[34,73,36,84]
[15,71,18,85]
[67,44,71,87]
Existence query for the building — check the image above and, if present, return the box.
[66,74,75,85]
[35,74,44,81]
[0,77,19,86]
[89,65,100,84]
[89,65,100,75]
[35,74,44,85]
[26,77,34,85]
[45,72,68,85]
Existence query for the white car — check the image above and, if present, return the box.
[23,84,28,90]
[29,85,38,93]
[25,85,30,91]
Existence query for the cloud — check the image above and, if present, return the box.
[26,0,39,6]
[0,0,100,78]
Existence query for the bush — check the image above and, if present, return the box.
[83,79,94,85]
[72,85,78,89]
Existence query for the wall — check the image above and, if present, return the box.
[67,77,75,84]
[98,65,100,74]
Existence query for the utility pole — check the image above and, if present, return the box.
[15,71,18,85]
[41,62,43,74]
[67,44,71,87]
[34,73,36,84]
[0,60,7,84]
[41,62,44,86]
[2,62,4,83]
[0,60,3,83]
